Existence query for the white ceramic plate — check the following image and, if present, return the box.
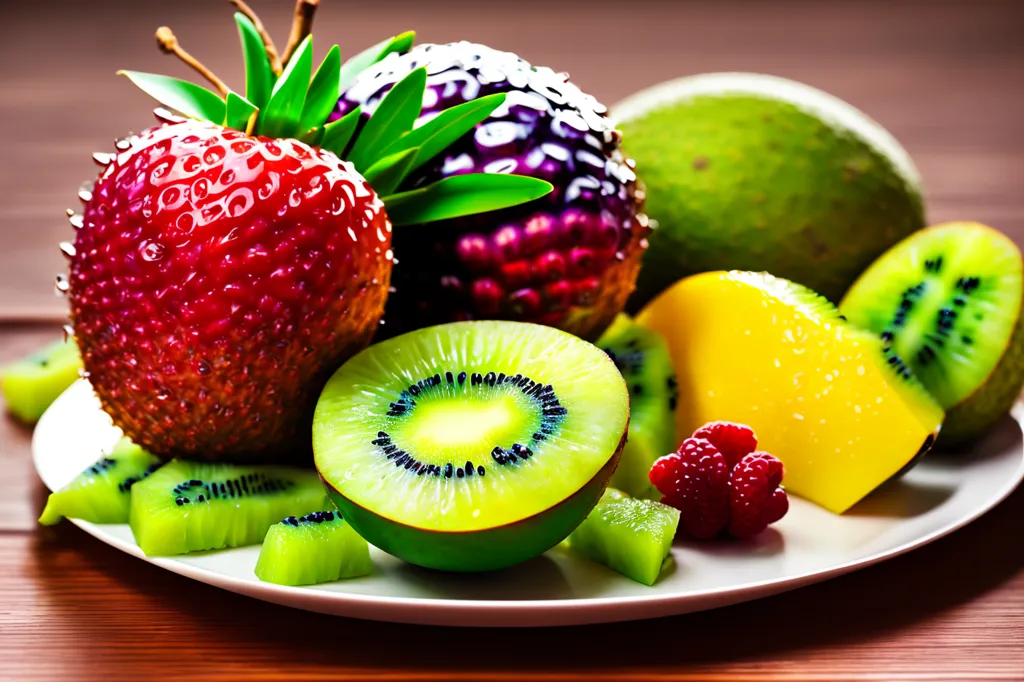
[34,380,1024,627]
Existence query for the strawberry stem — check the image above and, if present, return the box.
[155,27,230,97]
[281,0,319,67]
[228,0,284,75]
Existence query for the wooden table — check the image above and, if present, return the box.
[2,0,1023,679]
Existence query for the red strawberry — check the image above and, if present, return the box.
[649,438,730,539]
[728,452,789,539]
[71,120,391,463]
[692,421,758,468]
[64,4,550,463]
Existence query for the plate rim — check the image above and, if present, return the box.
[32,380,1024,625]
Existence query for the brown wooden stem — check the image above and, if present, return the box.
[228,0,284,75]
[155,27,230,96]
[280,0,319,67]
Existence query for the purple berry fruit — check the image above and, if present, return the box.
[336,42,649,340]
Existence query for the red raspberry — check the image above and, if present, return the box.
[692,421,758,468]
[728,452,789,539]
[649,438,730,539]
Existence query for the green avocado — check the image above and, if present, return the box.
[615,73,925,307]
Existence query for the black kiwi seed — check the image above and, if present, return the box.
[444,463,454,478]
[458,371,467,384]
[477,466,485,476]
[456,467,465,478]
[532,432,545,441]
[446,371,454,384]
[464,460,474,476]
[409,384,421,396]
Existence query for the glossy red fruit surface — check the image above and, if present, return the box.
[69,119,392,463]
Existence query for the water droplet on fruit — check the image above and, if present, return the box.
[203,146,226,165]
[140,240,166,262]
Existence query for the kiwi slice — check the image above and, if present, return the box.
[39,437,160,526]
[254,510,372,586]
[2,337,82,423]
[313,320,630,572]
[568,488,680,586]
[597,314,678,499]
[841,222,1024,445]
[129,460,328,556]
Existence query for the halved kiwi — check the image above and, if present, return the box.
[255,510,372,586]
[39,437,159,525]
[130,460,328,556]
[568,488,679,586]
[2,337,82,423]
[313,321,630,572]
[597,315,678,499]
[841,222,1024,445]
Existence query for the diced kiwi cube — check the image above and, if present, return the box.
[568,488,679,586]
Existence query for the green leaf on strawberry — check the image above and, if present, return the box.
[380,93,506,176]
[118,70,225,123]
[383,175,555,225]
[259,35,313,138]
[346,67,427,172]
[299,45,342,136]
[224,92,258,131]
[363,147,420,197]
[320,107,362,158]
[338,31,415,93]
[234,13,274,110]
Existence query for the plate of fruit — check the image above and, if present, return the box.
[11,0,1024,627]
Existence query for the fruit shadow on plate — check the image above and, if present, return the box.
[844,412,1021,518]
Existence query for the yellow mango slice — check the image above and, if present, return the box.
[637,271,943,514]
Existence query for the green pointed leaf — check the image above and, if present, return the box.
[381,93,505,174]
[363,147,419,197]
[299,45,342,133]
[383,174,553,226]
[320,107,362,157]
[234,13,274,110]
[118,71,225,123]
[338,31,415,93]
[347,67,426,171]
[259,35,313,138]
[224,92,258,131]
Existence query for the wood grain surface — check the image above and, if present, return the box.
[1,0,1023,679]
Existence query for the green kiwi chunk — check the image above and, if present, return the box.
[39,437,160,526]
[255,510,372,586]
[2,338,82,423]
[568,488,680,586]
[314,320,630,572]
[597,314,677,498]
[841,222,1024,444]
[129,460,328,556]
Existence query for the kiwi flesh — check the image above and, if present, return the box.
[597,315,678,499]
[841,222,1024,445]
[39,437,160,526]
[313,320,630,572]
[2,337,82,423]
[567,488,680,586]
[129,460,328,556]
[254,510,372,586]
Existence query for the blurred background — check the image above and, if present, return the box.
[0,0,1021,320]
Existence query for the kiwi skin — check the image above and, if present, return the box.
[322,433,625,572]
[939,301,1024,447]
